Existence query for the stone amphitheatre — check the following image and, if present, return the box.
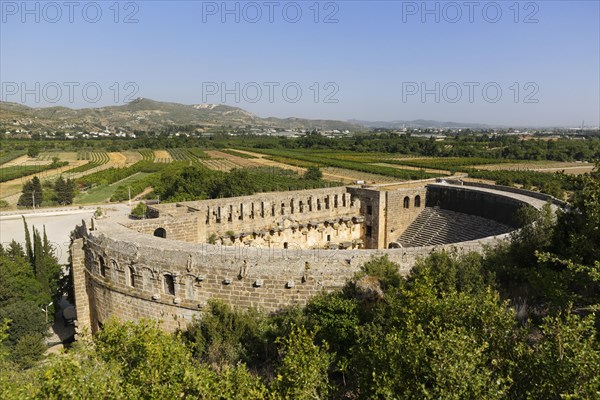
[71,179,562,333]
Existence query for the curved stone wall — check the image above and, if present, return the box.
[71,182,551,333]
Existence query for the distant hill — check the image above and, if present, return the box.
[0,98,361,133]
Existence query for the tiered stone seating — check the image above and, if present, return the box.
[393,207,512,248]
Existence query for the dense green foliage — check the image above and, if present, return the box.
[154,164,338,202]
[4,132,597,163]
[383,157,514,170]
[245,148,445,180]
[0,150,26,164]
[0,159,67,183]
[53,176,76,205]
[0,219,62,370]
[167,148,210,161]
[17,176,43,207]
[18,176,76,207]
[76,160,165,189]
[467,169,577,198]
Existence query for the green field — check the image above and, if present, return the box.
[75,172,152,204]
[0,162,68,182]
[242,148,447,180]
[0,150,26,165]
[383,157,514,170]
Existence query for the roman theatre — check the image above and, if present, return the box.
[70,179,562,333]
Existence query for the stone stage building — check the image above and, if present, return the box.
[71,180,561,333]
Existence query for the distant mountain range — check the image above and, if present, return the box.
[0,98,360,133]
[1,98,526,134]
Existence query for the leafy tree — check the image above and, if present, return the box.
[54,176,75,205]
[409,250,494,295]
[182,300,270,367]
[10,333,46,369]
[303,166,323,180]
[356,254,403,290]
[517,309,600,398]
[303,292,359,387]
[0,247,47,308]
[184,363,268,399]
[94,319,193,399]
[272,325,331,400]
[351,277,520,399]
[0,301,48,348]
[38,342,127,400]
[547,166,600,286]
[22,217,33,266]
[27,145,40,158]
[18,176,43,208]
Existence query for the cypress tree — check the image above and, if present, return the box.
[33,227,49,296]
[22,216,34,267]
[18,180,34,207]
[31,176,43,207]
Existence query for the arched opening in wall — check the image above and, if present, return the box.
[327,234,331,242]
[128,266,135,287]
[414,195,421,207]
[283,242,288,249]
[164,274,175,296]
[154,228,167,238]
[99,256,106,277]
[403,196,410,209]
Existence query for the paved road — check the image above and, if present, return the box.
[0,204,131,263]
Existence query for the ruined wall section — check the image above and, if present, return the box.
[347,187,382,249]
[384,187,427,248]
[139,187,363,249]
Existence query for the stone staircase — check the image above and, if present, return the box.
[393,207,512,248]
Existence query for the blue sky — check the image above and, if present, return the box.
[1,0,599,127]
